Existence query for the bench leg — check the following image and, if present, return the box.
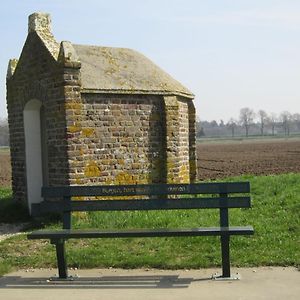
[52,239,68,279]
[220,235,230,278]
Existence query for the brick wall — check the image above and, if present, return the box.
[178,98,191,182]
[66,94,166,185]
[6,31,69,203]
[163,96,196,183]
[188,101,197,182]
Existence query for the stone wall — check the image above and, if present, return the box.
[163,96,196,184]
[188,101,197,182]
[6,30,69,203]
[66,94,166,185]
[65,94,196,186]
[177,98,191,182]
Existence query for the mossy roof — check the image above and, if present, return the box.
[73,44,194,98]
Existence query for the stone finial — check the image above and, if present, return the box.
[58,41,81,68]
[7,59,18,79]
[28,12,59,60]
[28,12,51,33]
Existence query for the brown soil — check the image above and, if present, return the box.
[0,139,299,187]
[0,151,11,187]
[197,139,300,180]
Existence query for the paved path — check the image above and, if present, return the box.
[0,267,299,300]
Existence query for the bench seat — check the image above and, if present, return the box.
[28,226,254,239]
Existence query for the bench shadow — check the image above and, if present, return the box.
[0,274,212,289]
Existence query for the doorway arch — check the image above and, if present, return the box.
[23,99,44,213]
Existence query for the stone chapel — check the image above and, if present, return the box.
[6,12,197,212]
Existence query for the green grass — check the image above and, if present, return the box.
[0,147,9,153]
[0,173,299,276]
[0,188,30,223]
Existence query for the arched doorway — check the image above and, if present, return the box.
[23,99,46,213]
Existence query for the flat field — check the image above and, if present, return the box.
[0,148,10,187]
[197,138,300,180]
[0,139,300,187]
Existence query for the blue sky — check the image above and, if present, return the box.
[1,0,299,122]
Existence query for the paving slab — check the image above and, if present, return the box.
[0,267,299,300]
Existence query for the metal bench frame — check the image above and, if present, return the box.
[28,182,254,279]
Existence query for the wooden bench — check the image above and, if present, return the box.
[27,182,254,280]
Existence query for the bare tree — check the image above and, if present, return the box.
[258,110,268,136]
[239,108,255,137]
[196,115,205,137]
[280,111,291,136]
[292,113,300,131]
[226,118,237,137]
[267,113,277,136]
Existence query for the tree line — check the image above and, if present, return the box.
[197,108,300,138]
[0,118,9,146]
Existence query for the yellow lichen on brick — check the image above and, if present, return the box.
[68,122,82,133]
[166,161,175,170]
[182,174,190,183]
[116,172,136,185]
[65,102,83,110]
[138,177,148,184]
[79,148,85,156]
[84,161,101,177]
[117,159,125,165]
[167,175,176,184]
[75,177,83,185]
[179,164,190,183]
[81,127,95,137]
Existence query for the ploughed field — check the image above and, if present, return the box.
[197,138,300,180]
[0,139,300,187]
[0,149,11,187]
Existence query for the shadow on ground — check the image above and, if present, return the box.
[0,274,212,289]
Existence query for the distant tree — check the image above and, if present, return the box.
[198,127,205,137]
[292,113,300,131]
[280,111,291,136]
[267,113,277,136]
[226,118,237,137]
[196,116,205,137]
[239,108,255,137]
[0,118,9,146]
[258,110,268,136]
[210,120,218,127]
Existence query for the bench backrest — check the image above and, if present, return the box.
[33,182,251,229]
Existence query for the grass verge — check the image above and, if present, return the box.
[0,173,299,276]
[0,188,30,223]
